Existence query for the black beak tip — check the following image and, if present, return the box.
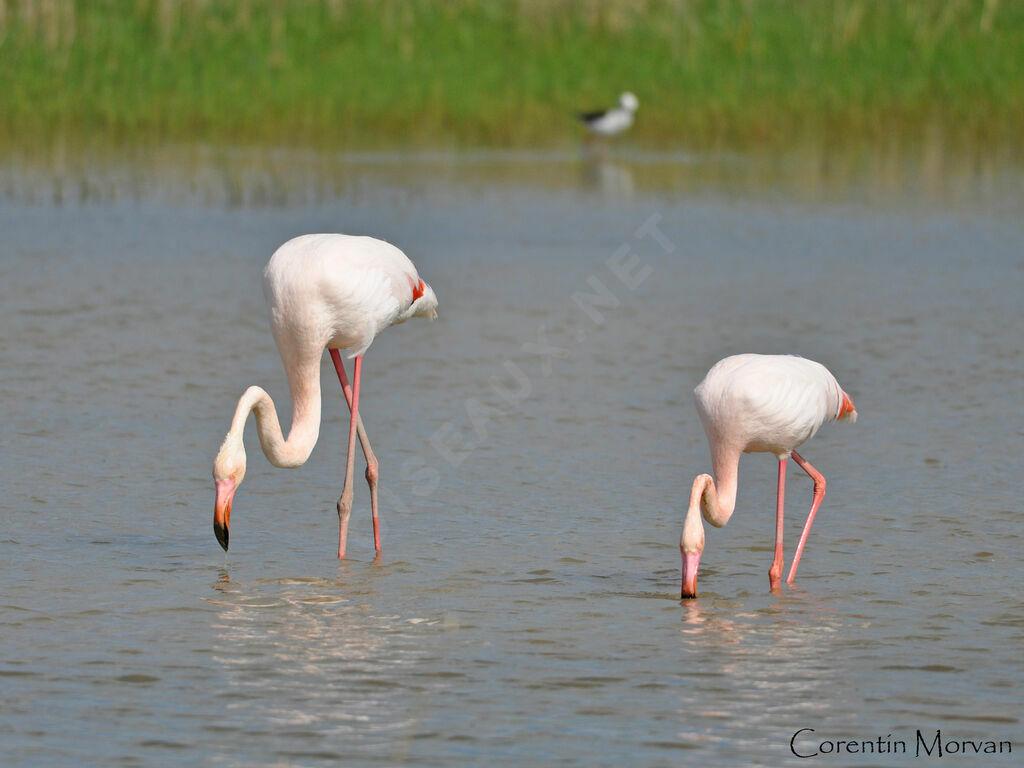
[214,523,229,551]
[681,592,697,600]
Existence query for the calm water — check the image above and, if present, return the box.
[1,147,1022,766]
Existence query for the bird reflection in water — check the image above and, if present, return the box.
[579,150,635,200]
[670,596,850,753]
[202,567,441,758]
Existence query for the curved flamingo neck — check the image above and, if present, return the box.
[691,475,735,528]
[704,444,740,524]
[229,360,322,468]
[681,447,740,553]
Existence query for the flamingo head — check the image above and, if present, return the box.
[619,92,639,112]
[213,436,247,551]
[680,490,706,599]
[411,280,439,321]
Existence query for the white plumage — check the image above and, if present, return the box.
[213,234,438,557]
[681,354,857,598]
[579,92,639,137]
[265,234,437,359]
[695,354,854,460]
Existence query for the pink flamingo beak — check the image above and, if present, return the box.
[213,479,235,551]
[681,550,701,599]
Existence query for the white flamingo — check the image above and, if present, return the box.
[681,354,857,598]
[212,234,438,558]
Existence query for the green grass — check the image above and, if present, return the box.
[1,0,1022,150]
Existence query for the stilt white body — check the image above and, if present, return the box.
[579,92,639,136]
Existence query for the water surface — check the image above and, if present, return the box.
[1,147,1021,766]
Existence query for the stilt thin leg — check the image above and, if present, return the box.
[786,450,826,585]
[329,350,380,552]
[336,355,362,559]
[769,458,787,591]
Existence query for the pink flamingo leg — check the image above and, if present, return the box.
[769,458,787,591]
[336,355,363,558]
[786,450,826,585]
[329,350,381,553]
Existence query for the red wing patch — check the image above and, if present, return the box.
[412,278,426,301]
[838,391,856,419]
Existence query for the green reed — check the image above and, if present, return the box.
[1,0,1021,150]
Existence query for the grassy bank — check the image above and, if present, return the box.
[1,0,1022,150]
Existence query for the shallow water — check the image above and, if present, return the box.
[1,147,1022,766]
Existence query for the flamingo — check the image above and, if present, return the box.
[680,354,857,598]
[212,234,438,558]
